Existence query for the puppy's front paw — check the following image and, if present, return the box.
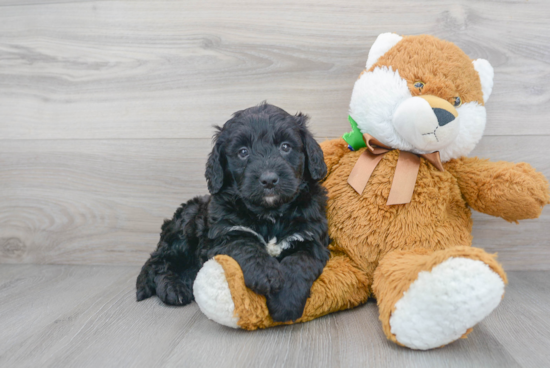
[266,288,308,322]
[244,260,283,296]
[265,262,284,293]
[155,274,193,306]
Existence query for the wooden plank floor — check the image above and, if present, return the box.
[0,264,548,368]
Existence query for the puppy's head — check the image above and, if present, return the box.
[205,103,326,209]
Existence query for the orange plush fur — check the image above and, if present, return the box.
[204,34,550,348]
[215,139,548,332]
[370,35,485,106]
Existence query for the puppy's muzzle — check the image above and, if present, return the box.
[392,95,460,151]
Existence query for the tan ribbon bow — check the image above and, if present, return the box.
[347,134,444,205]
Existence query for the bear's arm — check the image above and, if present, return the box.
[444,157,550,223]
[320,138,350,178]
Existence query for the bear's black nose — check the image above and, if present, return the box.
[260,172,279,189]
[433,108,456,126]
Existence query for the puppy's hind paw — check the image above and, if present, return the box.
[154,274,194,306]
[136,270,155,301]
[136,286,154,302]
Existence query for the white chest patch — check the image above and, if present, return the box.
[265,238,285,257]
[227,226,308,257]
[265,233,306,257]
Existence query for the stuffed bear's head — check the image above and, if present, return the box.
[348,33,494,162]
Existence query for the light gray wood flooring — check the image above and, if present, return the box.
[0,265,548,368]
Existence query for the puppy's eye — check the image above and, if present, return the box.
[453,96,462,107]
[414,81,424,90]
[238,147,249,159]
[280,143,291,153]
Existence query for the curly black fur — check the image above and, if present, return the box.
[136,103,330,322]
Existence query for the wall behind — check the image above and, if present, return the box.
[1,0,549,269]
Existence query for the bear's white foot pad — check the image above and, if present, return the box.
[389,257,505,350]
[193,259,240,328]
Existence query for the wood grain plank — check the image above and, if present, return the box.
[327,300,521,368]
[0,265,204,368]
[484,271,550,368]
[1,136,549,268]
[4,265,547,367]
[0,265,132,359]
[0,0,93,6]
[0,139,211,266]
[0,0,549,139]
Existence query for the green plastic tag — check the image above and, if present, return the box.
[342,115,367,151]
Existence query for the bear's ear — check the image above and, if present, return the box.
[365,33,403,70]
[472,59,494,103]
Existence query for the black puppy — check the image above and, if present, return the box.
[136,103,329,322]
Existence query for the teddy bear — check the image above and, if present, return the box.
[192,33,550,350]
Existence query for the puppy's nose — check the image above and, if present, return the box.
[260,172,279,189]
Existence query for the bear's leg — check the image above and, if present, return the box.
[373,246,507,350]
[193,253,370,330]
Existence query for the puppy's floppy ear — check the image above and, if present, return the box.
[205,127,225,194]
[297,114,327,181]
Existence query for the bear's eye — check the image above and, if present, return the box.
[414,81,424,90]
[238,147,249,159]
[453,97,462,107]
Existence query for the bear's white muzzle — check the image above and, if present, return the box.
[392,95,460,152]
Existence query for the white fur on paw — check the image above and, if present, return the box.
[193,259,240,328]
[389,257,505,350]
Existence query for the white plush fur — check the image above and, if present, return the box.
[392,96,460,152]
[193,259,240,328]
[438,102,486,162]
[366,33,403,70]
[389,257,505,350]
[349,66,413,150]
[472,59,494,103]
[349,66,487,162]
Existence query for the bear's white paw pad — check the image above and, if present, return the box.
[193,259,240,328]
[390,257,505,350]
